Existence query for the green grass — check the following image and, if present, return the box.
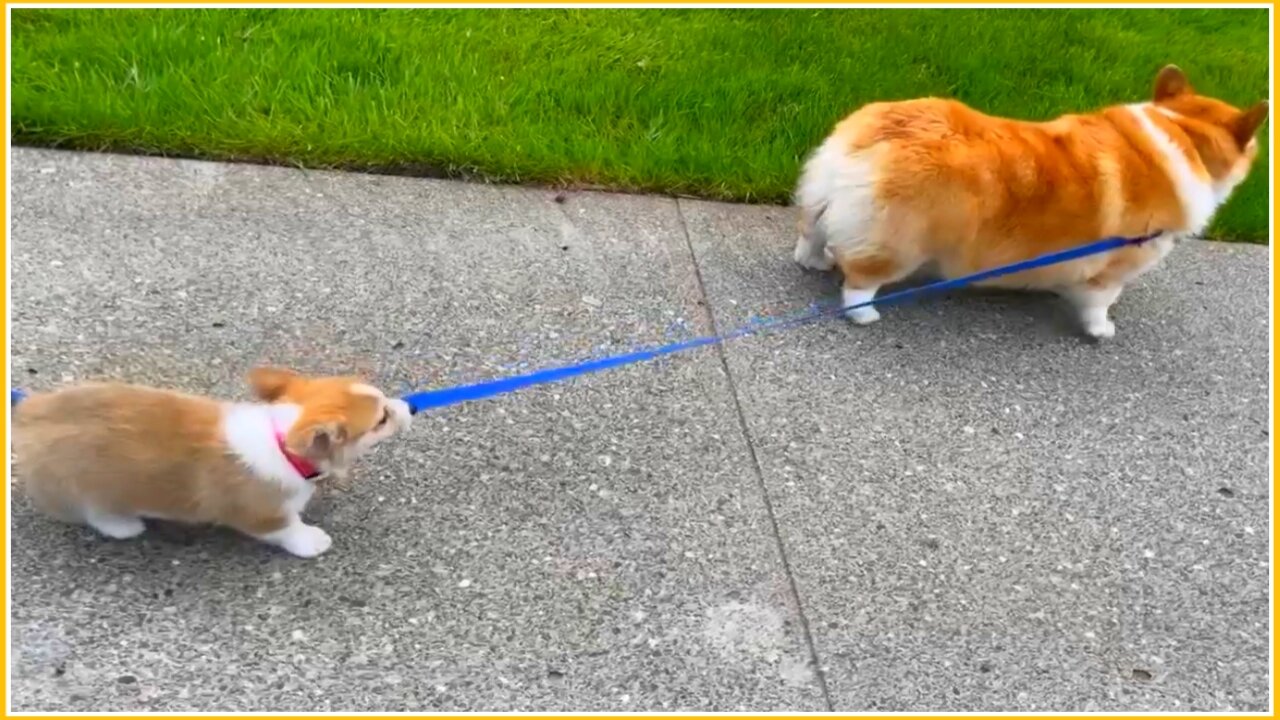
[11,8,1271,241]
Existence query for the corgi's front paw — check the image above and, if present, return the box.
[259,520,333,558]
[282,524,332,558]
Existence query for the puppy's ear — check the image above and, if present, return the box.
[1153,64,1191,102]
[288,420,348,461]
[248,366,300,402]
[1233,100,1269,147]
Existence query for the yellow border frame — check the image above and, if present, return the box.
[1,2,1272,718]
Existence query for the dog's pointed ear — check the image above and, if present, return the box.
[287,420,348,460]
[1153,64,1192,101]
[248,366,300,402]
[1233,100,1269,146]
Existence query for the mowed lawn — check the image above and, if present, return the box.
[11,8,1271,241]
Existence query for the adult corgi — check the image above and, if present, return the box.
[794,65,1266,338]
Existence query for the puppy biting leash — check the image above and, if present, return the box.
[9,233,1159,415]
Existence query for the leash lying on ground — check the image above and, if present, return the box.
[10,232,1159,415]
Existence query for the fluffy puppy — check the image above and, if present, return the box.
[794,65,1267,338]
[13,367,412,558]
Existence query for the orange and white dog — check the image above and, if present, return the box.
[794,65,1267,338]
[13,367,412,558]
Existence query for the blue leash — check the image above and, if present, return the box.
[400,232,1159,414]
[9,233,1157,414]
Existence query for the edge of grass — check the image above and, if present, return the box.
[11,8,1270,242]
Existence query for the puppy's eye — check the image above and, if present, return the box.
[375,409,391,429]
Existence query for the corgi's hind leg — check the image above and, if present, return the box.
[793,207,834,271]
[832,211,926,325]
[834,247,921,325]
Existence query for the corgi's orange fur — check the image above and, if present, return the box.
[794,65,1267,338]
[13,367,412,558]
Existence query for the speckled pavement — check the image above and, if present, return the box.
[8,148,1270,712]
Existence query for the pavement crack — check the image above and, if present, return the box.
[673,198,834,709]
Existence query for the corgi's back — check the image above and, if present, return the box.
[13,383,225,520]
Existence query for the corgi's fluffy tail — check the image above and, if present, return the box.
[793,139,880,272]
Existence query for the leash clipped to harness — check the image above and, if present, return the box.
[7,233,1159,415]
[401,232,1161,414]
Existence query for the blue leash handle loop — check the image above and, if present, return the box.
[400,232,1158,414]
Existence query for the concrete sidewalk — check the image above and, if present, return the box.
[8,147,1270,712]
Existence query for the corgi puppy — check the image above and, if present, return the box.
[12,367,412,558]
[794,65,1267,338]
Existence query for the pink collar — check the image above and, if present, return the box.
[273,423,321,481]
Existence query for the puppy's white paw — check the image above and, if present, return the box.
[1084,319,1116,340]
[279,524,332,558]
[793,237,834,271]
[86,512,146,539]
